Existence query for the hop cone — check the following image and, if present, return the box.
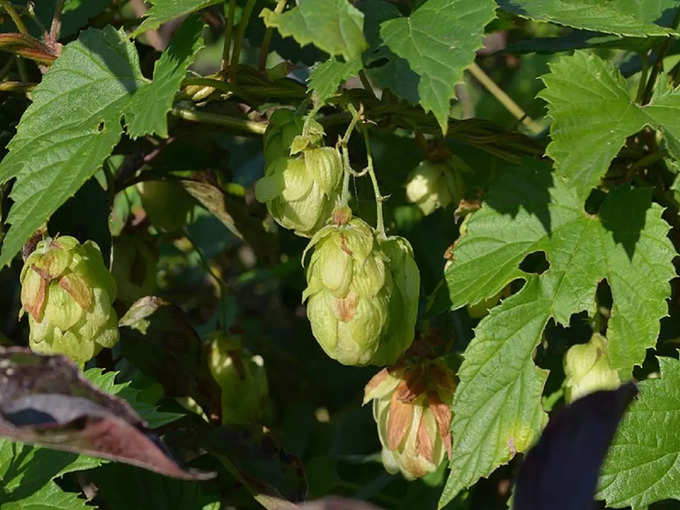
[20,236,119,364]
[406,159,463,215]
[302,209,420,366]
[255,113,343,237]
[208,332,270,425]
[564,333,620,403]
[364,359,456,479]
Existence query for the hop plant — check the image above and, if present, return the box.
[302,208,420,366]
[564,333,620,403]
[363,359,456,479]
[255,113,343,237]
[406,159,463,215]
[110,235,157,305]
[20,236,119,365]
[137,179,195,232]
[208,331,270,425]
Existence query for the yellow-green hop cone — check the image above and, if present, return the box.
[20,236,119,365]
[208,332,270,425]
[406,160,463,215]
[363,359,456,479]
[564,333,620,403]
[302,211,419,366]
[255,118,342,237]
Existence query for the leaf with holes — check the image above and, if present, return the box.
[539,50,680,201]
[439,161,674,507]
[497,0,679,38]
[379,0,497,133]
[597,357,680,509]
[0,27,146,268]
[261,0,367,61]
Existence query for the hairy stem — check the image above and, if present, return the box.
[361,123,385,237]
[49,0,65,44]
[468,62,542,135]
[259,0,287,72]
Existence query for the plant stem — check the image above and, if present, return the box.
[259,0,287,72]
[361,123,386,237]
[635,52,650,103]
[170,106,267,135]
[0,0,28,36]
[468,62,542,135]
[49,0,65,44]
[221,0,236,70]
[229,0,256,75]
[0,80,33,93]
[183,76,305,99]
[338,105,363,206]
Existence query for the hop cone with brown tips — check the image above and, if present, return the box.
[302,210,420,366]
[20,236,119,365]
[363,359,456,479]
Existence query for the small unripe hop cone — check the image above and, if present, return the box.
[364,360,456,479]
[563,333,620,403]
[406,159,464,216]
[20,236,119,365]
[302,210,420,366]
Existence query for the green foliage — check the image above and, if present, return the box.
[3,1,680,509]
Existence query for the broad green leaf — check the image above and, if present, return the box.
[261,0,367,61]
[126,15,205,138]
[0,439,101,505]
[85,368,184,429]
[380,0,496,133]
[133,0,221,36]
[0,27,145,268]
[308,57,362,104]
[498,0,679,37]
[539,51,680,201]
[598,357,680,508]
[439,162,674,506]
[1,481,94,510]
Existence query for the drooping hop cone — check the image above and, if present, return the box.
[20,236,119,364]
[364,359,456,479]
[564,333,620,403]
[255,112,343,237]
[406,159,463,216]
[302,210,420,366]
[208,332,270,425]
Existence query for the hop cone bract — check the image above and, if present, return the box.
[564,333,620,403]
[20,236,119,364]
[364,359,456,479]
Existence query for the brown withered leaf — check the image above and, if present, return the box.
[387,387,414,450]
[0,347,213,480]
[428,392,452,458]
[415,413,434,462]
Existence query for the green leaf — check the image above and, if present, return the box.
[498,0,679,37]
[261,0,367,61]
[1,481,94,510]
[132,0,222,36]
[126,15,205,138]
[439,162,675,506]
[0,27,145,268]
[308,57,363,104]
[598,357,680,509]
[0,438,101,505]
[539,51,680,202]
[379,0,497,133]
[85,368,184,429]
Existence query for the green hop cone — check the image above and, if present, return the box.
[302,209,420,366]
[208,332,270,425]
[564,333,620,403]
[262,109,306,164]
[20,236,119,365]
[363,359,456,479]
[137,180,195,232]
[406,159,463,215]
[255,115,343,237]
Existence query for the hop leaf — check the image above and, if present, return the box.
[20,236,119,365]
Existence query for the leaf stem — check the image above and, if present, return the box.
[0,80,33,93]
[221,0,236,70]
[170,106,267,135]
[0,0,28,36]
[229,0,257,76]
[361,123,385,237]
[467,62,542,135]
[259,0,287,72]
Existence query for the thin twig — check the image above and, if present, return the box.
[171,106,267,135]
[229,0,256,75]
[0,0,28,36]
[259,0,287,72]
[48,0,65,44]
[467,62,542,135]
[222,0,236,70]
[359,122,386,237]
[0,80,34,93]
